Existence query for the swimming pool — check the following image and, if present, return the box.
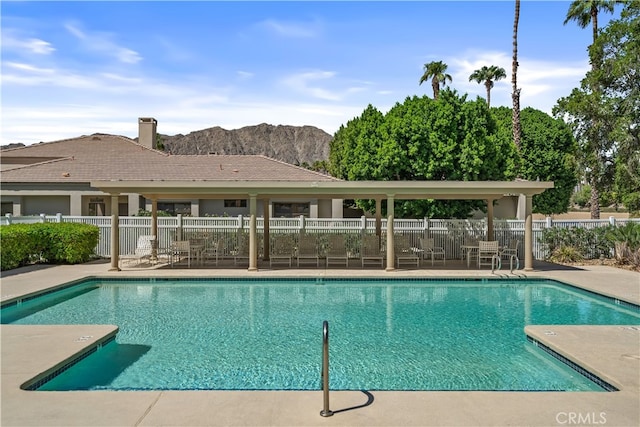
[2,278,638,392]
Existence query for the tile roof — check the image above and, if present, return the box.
[1,134,339,183]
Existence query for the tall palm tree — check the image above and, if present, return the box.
[563,0,616,46]
[469,65,507,108]
[512,0,521,150]
[419,61,452,100]
[563,0,618,219]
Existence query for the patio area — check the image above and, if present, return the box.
[1,261,639,426]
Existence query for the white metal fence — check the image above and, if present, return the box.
[3,213,637,260]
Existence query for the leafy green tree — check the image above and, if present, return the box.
[590,2,640,216]
[329,104,385,181]
[493,107,579,215]
[561,0,620,218]
[418,61,452,100]
[330,90,518,218]
[469,65,507,108]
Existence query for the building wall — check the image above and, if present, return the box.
[318,199,333,218]
[23,196,70,215]
[196,198,346,218]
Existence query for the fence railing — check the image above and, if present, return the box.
[2,213,637,261]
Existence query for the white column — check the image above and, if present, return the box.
[128,193,140,216]
[524,195,533,271]
[109,194,120,271]
[70,193,82,215]
[375,198,382,238]
[248,194,258,271]
[386,195,395,271]
[263,197,270,260]
[151,198,158,263]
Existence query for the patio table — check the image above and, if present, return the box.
[461,243,502,268]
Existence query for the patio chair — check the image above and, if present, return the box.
[202,238,223,266]
[361,234,384,268]
[234,233,250,266]
[120,235,155,268]
[326,234,349,267]
[500,239,519,260]
[169,240,191,268]
[395,235,420,268]
[270,234,295,268]
[419,237,446,266]
[478,240,499,269]
[297,234,320,267]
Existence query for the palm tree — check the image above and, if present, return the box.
[563,0,618,219]
[419,61,452,100]
[512,0,521,150]
[563,0,616,45]
[469,65,507,108]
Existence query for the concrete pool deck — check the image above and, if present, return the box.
[1,261,639,426]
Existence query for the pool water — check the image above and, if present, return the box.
[2,278,638,391]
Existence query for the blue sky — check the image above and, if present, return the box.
[1,1,620,145]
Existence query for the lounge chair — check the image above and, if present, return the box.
[361,234,384,268]
[419,237,446,266]
[270,234,295,268]
[120,235,155,268]
[478,240,499,269]
[395,235,420,268]
[326,234,349,267]
[297,234,320,267]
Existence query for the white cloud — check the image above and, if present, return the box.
[5,62,55,74]
[1,98,361,145]
[449,50,589,113]
[64,22,142,64]
[281,71,343,101]
[1,30,56,55]
[237,70,254,79]
[260,19,319,38]
[2,35,55,55]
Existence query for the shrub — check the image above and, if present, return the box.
[40,223,99,264]
[623,193,640,218]
[539,225,612,260]
[549,245,584,263]
[0,224,41,270]
[0,223,99,270]
[571,185,591,208]
[606,222,640,268]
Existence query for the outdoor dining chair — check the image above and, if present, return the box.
[419,237,446,266]
[478,240,499,269]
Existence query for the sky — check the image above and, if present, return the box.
[0,1,621,145]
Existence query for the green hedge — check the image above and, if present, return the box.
[539,222,640,263]
[0,223,99,271]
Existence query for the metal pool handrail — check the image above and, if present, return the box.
[320,320,333,417]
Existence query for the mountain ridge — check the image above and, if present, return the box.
[160,123,332,166]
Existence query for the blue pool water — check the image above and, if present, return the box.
[2,278,638,391]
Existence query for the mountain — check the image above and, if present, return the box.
[160,123,333,166]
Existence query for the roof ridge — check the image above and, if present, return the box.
[2,133,170,157]
[0,156,74,172]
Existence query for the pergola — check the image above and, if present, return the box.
[91,179,554,271]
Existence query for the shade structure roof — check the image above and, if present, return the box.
[90,179,554,200]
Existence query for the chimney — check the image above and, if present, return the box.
[138,117,157,149]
